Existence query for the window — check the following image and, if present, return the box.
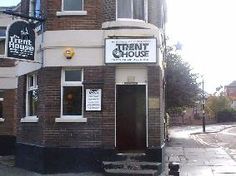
[56,0,87,16]
[21,73,38,122]
[117,0,147,21]
[56,69,86,122]
[29,0,41,17]
[0,27,6,55]
[0,91,4,122]
[63,0,83,11]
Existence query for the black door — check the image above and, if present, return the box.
[116,85,146,151]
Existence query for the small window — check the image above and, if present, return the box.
[63,0,84,11]
[0,91,4,119]
[65,70,82,82]
[0,27,6,55]
[29,0,41,17]
[117,0,147,21]
[60,69,85,120]
[26,73,38,117]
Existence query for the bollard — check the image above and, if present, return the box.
[168,162,180,176]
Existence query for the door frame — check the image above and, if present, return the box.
[115,83,148,149]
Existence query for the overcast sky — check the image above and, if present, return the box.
[0,0,20,6]
[166,0,236,93]
[1,0,235,93]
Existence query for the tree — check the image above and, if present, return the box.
[165,46,200,113]
[205,95,231,118]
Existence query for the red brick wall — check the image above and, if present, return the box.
[41,66,115,148]
[43,0,103,31]
[103,0,116,22]
[17,66,116,148]
[148,66,162,148]
[0,59,15,67]
[0,89,17,136]
[17,75,43,145]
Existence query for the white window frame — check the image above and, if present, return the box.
[0,27,6,56]
[21,73,39,123]
[56,0,87,16]
[0,94,4,122]
[56,68,86,123]
[116,0,148,22]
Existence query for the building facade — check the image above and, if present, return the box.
[3,0,167,174]
[225,81,236,109]
[0,5,21,155]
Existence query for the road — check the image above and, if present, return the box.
[191,124,236,161]
[164,123,236,176]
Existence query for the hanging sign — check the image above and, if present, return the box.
[105,38,157,63]
[86,89,102,111]
[6,20,35,60]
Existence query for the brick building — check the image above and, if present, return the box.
[0,4,21,155]
[225,81,236,109]
[2,0,167,174]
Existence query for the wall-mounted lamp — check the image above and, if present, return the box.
[64,48,75,59]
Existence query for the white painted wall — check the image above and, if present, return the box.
[116,67,147,84]
[42,25,161,67]
[0,77,17,89]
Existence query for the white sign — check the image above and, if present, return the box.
[86,89,102,111]
[105,38,157,63]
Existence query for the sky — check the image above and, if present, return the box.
[1,0,235,93]
[166,0,236,94]
[0,0,20,7]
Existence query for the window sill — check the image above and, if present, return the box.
[20,116,38,123]
[55,116,87,123]
[0,118,5,122]
[56,11,87,16]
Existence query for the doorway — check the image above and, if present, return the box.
[116,85,146,151]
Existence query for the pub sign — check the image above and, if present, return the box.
[6,20,35,60]
[105,38,157,64]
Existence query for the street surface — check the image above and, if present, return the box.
[1,123,236,175]
[164,123,236,176]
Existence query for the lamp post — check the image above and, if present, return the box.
[202,78,206,133]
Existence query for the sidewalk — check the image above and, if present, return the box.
[163,124,236,176]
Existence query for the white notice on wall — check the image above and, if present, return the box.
[86,89,102,111]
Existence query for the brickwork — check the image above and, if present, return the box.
[16,66,115,148]
[43,0,103,31]
[20,0,29,16]
[0,89,17,136]
[103,0,116,22]
[0,59,15,67]
[17,75,43,145]
[101,66,116,148]
[148,66,162,148]
[41,66,115,148]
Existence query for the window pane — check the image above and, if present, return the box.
[63,87,82,115]
[0,28,6,38]
[28,90,38,116]
[64,0,82,11]
[0,91,3,98]
[65,70,82,82]
[35,0,41,17]
[133,0,144,20]
[0,28,6,55]
[28,75,34,87]
[0,101,2,118]
[0,39,5,55]
[117,0,132,18]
